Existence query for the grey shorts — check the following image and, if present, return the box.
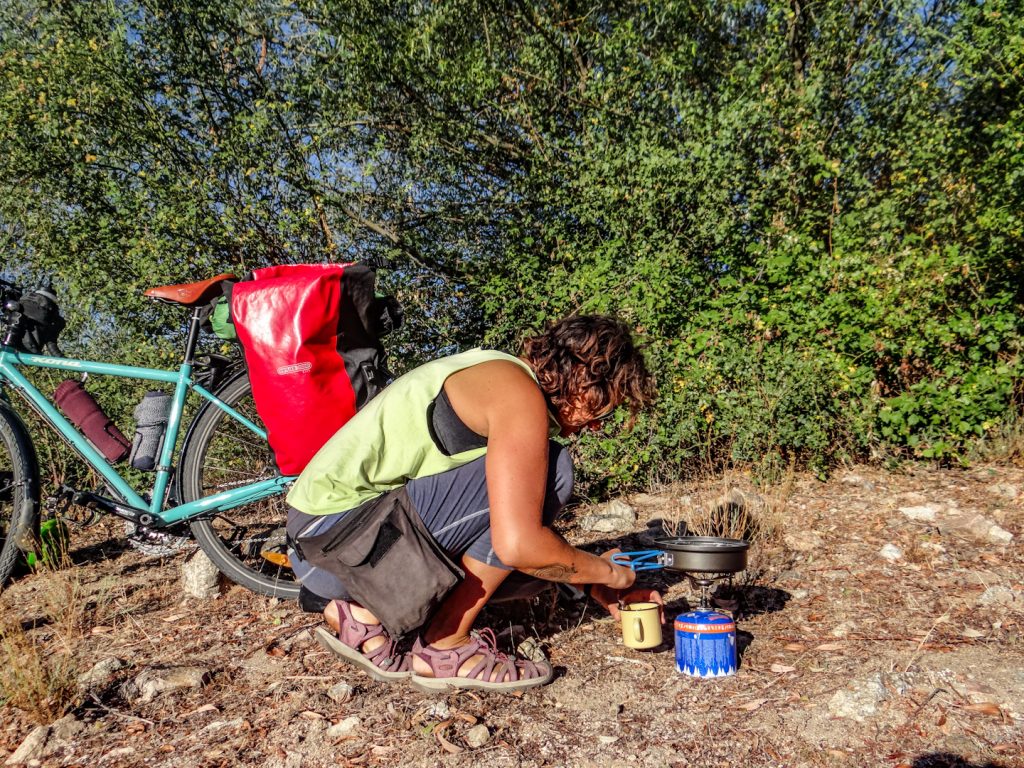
[286,441,574,600]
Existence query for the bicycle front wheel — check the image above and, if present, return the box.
[0,401,40,588]
[177,373,300,599]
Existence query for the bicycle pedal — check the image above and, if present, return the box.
[260,551,292,568]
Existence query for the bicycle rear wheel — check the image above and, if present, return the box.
[177,373,300,599]
[0,401,40,588]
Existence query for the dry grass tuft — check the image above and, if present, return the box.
[660,465,794,545]
[968,418,1024,468]
[0,554,102,724]
[0,618,78,724]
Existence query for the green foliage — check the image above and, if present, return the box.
[1,0,1021,492]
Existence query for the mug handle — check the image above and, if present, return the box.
[634,617,643,642]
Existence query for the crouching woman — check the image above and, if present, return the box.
[285,315,658,692]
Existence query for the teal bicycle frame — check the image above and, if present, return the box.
[0,346,293,527]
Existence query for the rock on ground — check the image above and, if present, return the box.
[464,724,490,748]
[327,716,360,739]
[578,499,637,533]
[828,674,890,721]
[181,550,223,598]
[77,657,127,689]
[898,504,940,522]
[5,725,50,766]
[132,666,211,703]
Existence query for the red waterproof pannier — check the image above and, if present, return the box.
[230,263,399,475]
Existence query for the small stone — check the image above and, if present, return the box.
[326,681,356,704]
[831,621,856,638]
[898,504,940,522]
[790,588,810,600]
[5,726,50,766]
[629,493,670,509]
[578,499,637,533]
[827,674,889,721]
[841,473,876,491]
[77,657,127,688]
[464,724,490,748]
[326,716,360,739]
[181,550,222,599]
[106,748,136,759]
[47,715,85,743]
[598,735,619,745]
[134,666,210,703]
[516,637,548,664]
[976,586,1022,608]
[943,513,1015,545]
[991,482,1020,500]
[878,543,903,562]
[425,701,451,720]
[784,531,823,553]
[201,718,247,734]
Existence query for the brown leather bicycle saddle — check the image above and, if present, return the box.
[143,274,237,306]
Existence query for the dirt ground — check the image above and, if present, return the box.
[1,463,1022,768]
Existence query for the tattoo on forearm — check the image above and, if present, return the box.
[524,564,578,582]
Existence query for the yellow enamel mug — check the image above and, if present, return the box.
[620,602,663,649]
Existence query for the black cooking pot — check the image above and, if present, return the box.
[612,536,749,573]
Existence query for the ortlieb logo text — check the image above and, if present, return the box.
[277,362,312,375]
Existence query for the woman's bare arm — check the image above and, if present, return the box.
[444,361,635,589]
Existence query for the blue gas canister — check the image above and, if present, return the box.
[674,609,737,678]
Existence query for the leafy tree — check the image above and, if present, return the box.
[1,0,1020,493]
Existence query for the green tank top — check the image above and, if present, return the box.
[286,348,559,515]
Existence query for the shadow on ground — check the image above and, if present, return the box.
[912,754,1007,768]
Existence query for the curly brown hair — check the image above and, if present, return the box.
[521,315,656,421]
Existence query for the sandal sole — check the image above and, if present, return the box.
[409,665,553,694]
[315,626,412,682]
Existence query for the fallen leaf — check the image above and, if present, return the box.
[186,704,218,717]
[434,721,462,755]
[815,642,843,651]
[770,663,796,674]
[784,643,807,652]
[158,745,175,753]
[826,749,846,760]
[90,626,113,635]
[962,702,1002,717]
[266,643,287,657]
[738,699,766,711]
[297,710,325,721]
[163,614,186,623]
[993,743,1016,753]
[962,627,985,638]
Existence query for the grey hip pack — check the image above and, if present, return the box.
[293,487,464,639]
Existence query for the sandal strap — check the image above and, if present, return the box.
[332,600,409,672]
[413,628,545,684]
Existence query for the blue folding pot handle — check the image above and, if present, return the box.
[611,550,666,572]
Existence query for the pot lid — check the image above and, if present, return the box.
[653,536,749,553]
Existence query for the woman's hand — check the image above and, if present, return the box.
[591,586,666,622]
[600,549,636,591]
[590,549,664,621]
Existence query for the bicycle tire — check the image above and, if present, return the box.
[178,372,300,599]
[0,400,40,589]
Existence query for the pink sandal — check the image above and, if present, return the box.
[410,628,553,693]
[314,600,412,682]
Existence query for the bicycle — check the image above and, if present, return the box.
[0,273,300,598]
